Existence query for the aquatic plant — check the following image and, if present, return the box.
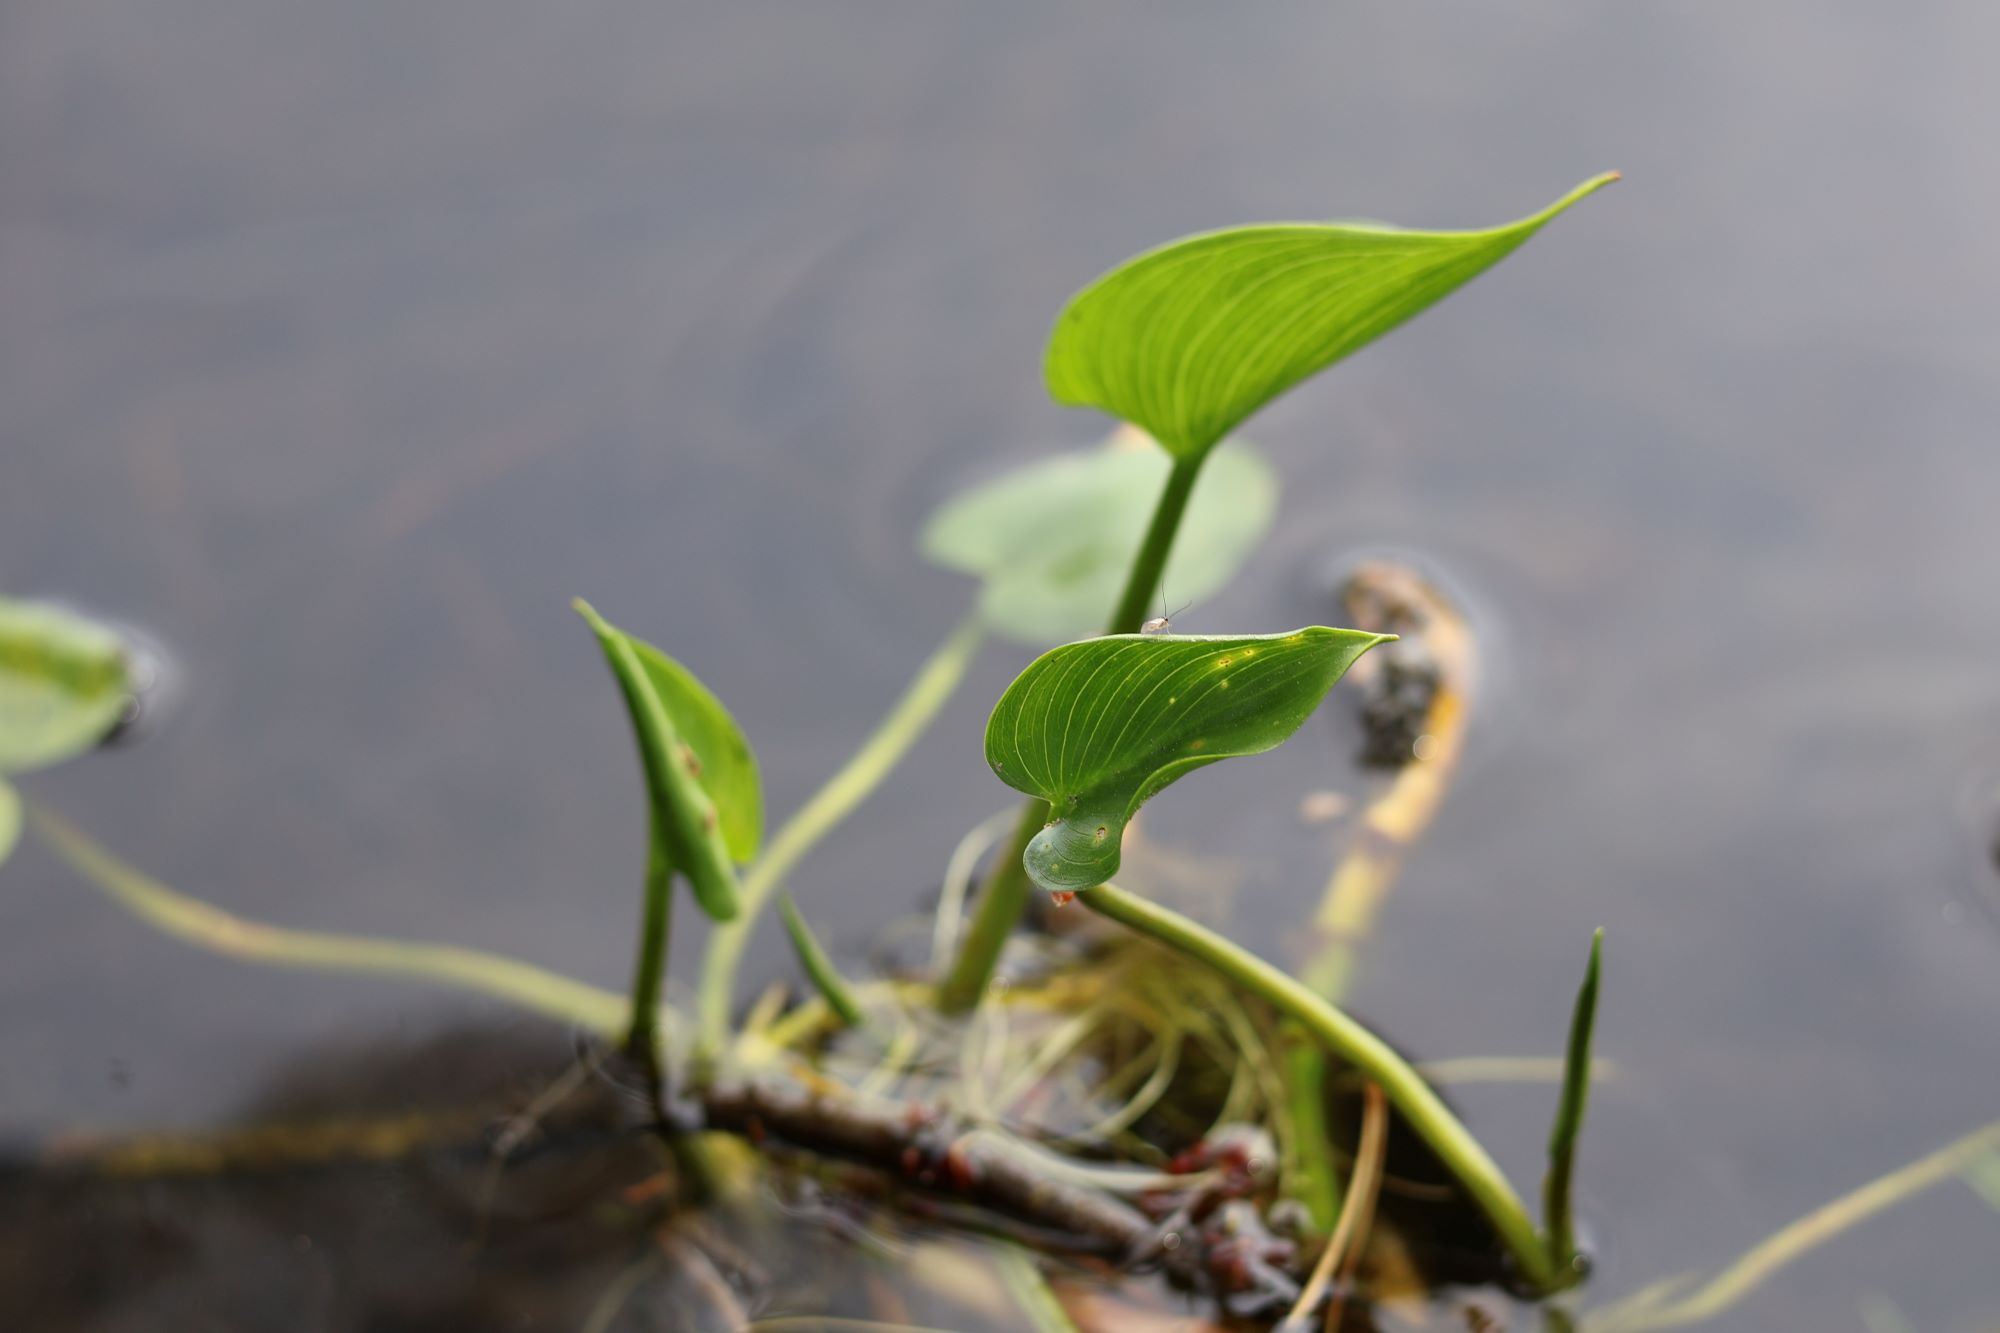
[32,169,1982,1331]
[566,177,1623,1299]
[20,169,2000,1329]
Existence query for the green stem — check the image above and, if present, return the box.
[624,836,674,1056]
[939,450,1210,1012]
[697,611,985,1056]
[1106,453,1206,637]
[1542,928,1603,1286]
[778,890,865,1029]
[34,805,629,1034]
[935,796,1047,1013]
[1075,882,1556,1292]
[1279,1025,1342,1232]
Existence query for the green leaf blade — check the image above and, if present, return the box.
[0,598,131,775]
[922,434,1276,645]
[1044,173,1618,460]
[575,600,755,922]
[986,628,1389,893]
[1543,927,1604,1284]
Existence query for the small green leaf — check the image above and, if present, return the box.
[778,890,864,1029]
[0,779,20,868]
[1543,927,1603,1283]
[627,639,762,862]
[0,598,130,774]
[576,600,752,922]
[1044,173,1618,460]
[923,434,1276,645]
[986,628,1388,892]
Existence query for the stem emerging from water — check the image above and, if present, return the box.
[935,797,1049,1012]
[624,838,674,1056]
[1075,880,1557,1292]
[698,612,985,1056]
[939,451,1209,1012]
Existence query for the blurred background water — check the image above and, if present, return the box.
[4,4,1999,1326]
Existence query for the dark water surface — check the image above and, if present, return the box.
[5,4,1999,1327]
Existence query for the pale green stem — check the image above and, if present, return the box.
[994,1244,1085,1333]
[34,806,629,1034]
[778,890,864,1028]
[1279,1024,1342,1233]
[1582,1115,2000,1332]
[935,796,1046,1012]
[939,450,1209,1012]
[698,611,985,1056]
[1075,881,1556,1292]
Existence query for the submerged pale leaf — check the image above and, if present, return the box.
[0,598,130,774]
[922,434,1276,644]
[0,779,19,868]
[1044,174,1618,460]
[985,628,1388,892]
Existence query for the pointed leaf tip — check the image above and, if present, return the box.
[1043,176,1616,461]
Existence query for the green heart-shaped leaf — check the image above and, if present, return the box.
[986,628,1389,893]
[922,433,1276,644]
[576,600,760,921]
[1044,173,1618,460]
[0,598,130,775]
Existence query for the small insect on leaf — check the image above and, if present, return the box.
[984,628,1391,894]
[575,600,761,922]
[778,891,865,1029]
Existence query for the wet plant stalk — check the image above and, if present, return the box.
[36,805,630,1033]
[939,452,1207,1012]
[936,797,1047,1012]
[699,611,985,1054]
[624,838,674,1056]
[778,890,864,1028]
[1074,880,1558,1292]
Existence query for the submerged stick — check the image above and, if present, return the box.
[701,1074,1153,1259]
[1282,562,1477,1235]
